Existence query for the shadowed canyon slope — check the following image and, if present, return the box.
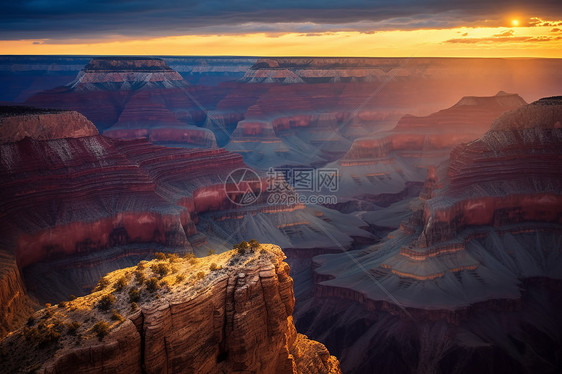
[0,245,341,374]
[295,97,562,373]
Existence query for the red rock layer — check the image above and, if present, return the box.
[0,134,248,268]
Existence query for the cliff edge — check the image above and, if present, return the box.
[0,244,341,374]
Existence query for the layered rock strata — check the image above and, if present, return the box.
[335,92,527,198]
[0,245,341,374]
[297,97,562,373]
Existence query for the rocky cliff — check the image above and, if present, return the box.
[0,245,341,374]
[0,251,35,338]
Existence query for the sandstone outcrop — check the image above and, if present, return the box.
[0,245,341,374]
[0,251,35,338]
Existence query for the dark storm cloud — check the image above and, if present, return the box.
[1,0,561,40]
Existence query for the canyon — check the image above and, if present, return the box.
[0,105,370,334]
[295,97,562,373]
[1,56,562,373]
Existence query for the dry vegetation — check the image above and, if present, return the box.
[0,241,276,373]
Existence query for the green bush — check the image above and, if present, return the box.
[146,277,160,292]
[128,287,140,302]
[93,321,110,341]
[155,252,166,261]
[95,277,110,291]
[236,240,250,255]
[151,263,170,277]
[24,320,62,346]
[249,239,260,249]
[196,272,205,280]
[134,270,146,285]
[208,249,215,256]
[176,274,186,283]
[115,276,128,291]
[67,321,81,335]
[98,294,116,311]
[111,309,125,322]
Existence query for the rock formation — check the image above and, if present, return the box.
[24,57,226,148]
[0,245,341,374]
[295,97,562,373]
[0,106,98,143]
[335,91,527,198]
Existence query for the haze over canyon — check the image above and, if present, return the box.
[0,55,561,374]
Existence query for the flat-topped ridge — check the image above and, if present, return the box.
[84,57,173,72]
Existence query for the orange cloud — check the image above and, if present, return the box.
[1,23,561,58]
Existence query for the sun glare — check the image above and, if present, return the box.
[511,19,519,26]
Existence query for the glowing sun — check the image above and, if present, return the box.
[511,19,519,26]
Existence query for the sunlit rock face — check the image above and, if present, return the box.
[295,97,562,374]
[0,245,341,374]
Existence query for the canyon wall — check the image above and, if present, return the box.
[0,106,372,322]
[0,107,246,307]
[294,97,562,373]
[333,91,526,199]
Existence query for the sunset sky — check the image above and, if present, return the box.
[1,1,561,57]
